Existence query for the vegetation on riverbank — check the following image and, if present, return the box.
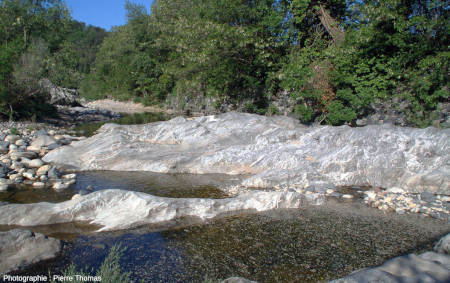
[0,0,448,126]
[0,0,106,120]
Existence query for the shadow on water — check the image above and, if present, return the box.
[73,112,169,137]
[7,202,450,282]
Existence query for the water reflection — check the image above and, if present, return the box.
[73,112,169,137]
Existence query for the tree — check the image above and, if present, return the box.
[0,0,71,120]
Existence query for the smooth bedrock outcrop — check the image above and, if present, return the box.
[0,189,321,231]
[43,112,449,194]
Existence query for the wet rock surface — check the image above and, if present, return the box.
[44,112,449,195]
[0,229,61,275]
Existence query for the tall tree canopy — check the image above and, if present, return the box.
[0,0,106,120]
[1,0,448,126]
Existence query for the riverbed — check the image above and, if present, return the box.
[1,113,449,282]
[2,170,449,282]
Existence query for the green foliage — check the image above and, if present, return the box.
[267,104,281,116]
[88,0,292,107]
[0,0,107,120]
[1,0,447,126]
[294,104,315,122]
[50,243,131,283]
[97,243,131,282]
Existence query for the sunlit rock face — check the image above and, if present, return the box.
[43,112,449,194]
[0,189,319,231]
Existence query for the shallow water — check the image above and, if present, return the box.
[0,171,245,204]
[73,112,169,137]
[11,202,449,282]
[2,171,449,282]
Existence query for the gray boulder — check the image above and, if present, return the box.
[39,78,78,106]
[0,141,10,148]
[330,253,450,283]
[31,135,58,147]
[34,129,48,137]
[43,112,450,194]
[0,229,61,275]
[329,234,450,283]
[47,167,62,179]
[435,233,450,254]
[0,164,12,177]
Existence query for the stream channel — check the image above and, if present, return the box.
[1,113,449,282]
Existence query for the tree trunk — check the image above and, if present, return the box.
[23,27,27,46]
[316,4,344,45]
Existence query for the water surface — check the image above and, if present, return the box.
[12,202,449,282]
[73,112,169,137]
[0,171,245,204]
[2,167,449,282]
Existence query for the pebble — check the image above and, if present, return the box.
[5,135,20,143]
[10,151,37,159]
[65,179,76,186]
[46,143,60,150]
[22,172,35,180]
[52,182,69,191]
[9,174,19,181]
[0,184,10,191]
[330,192,341,198]
[62,173,77,179]
[32,182,45,188]
[365,192,377,199]
[37,165,52,175]
[364,188,450,221]
[29,159,44,168]
[15,139,27,147]
[26,145,41,152]
[71,194,81,200]
[0,122,78,194]
[47,167,62,179]
[31,135,57,147]
[386,187,405,194]
[420,191,437,202]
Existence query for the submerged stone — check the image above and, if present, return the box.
[0,229,61,275]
